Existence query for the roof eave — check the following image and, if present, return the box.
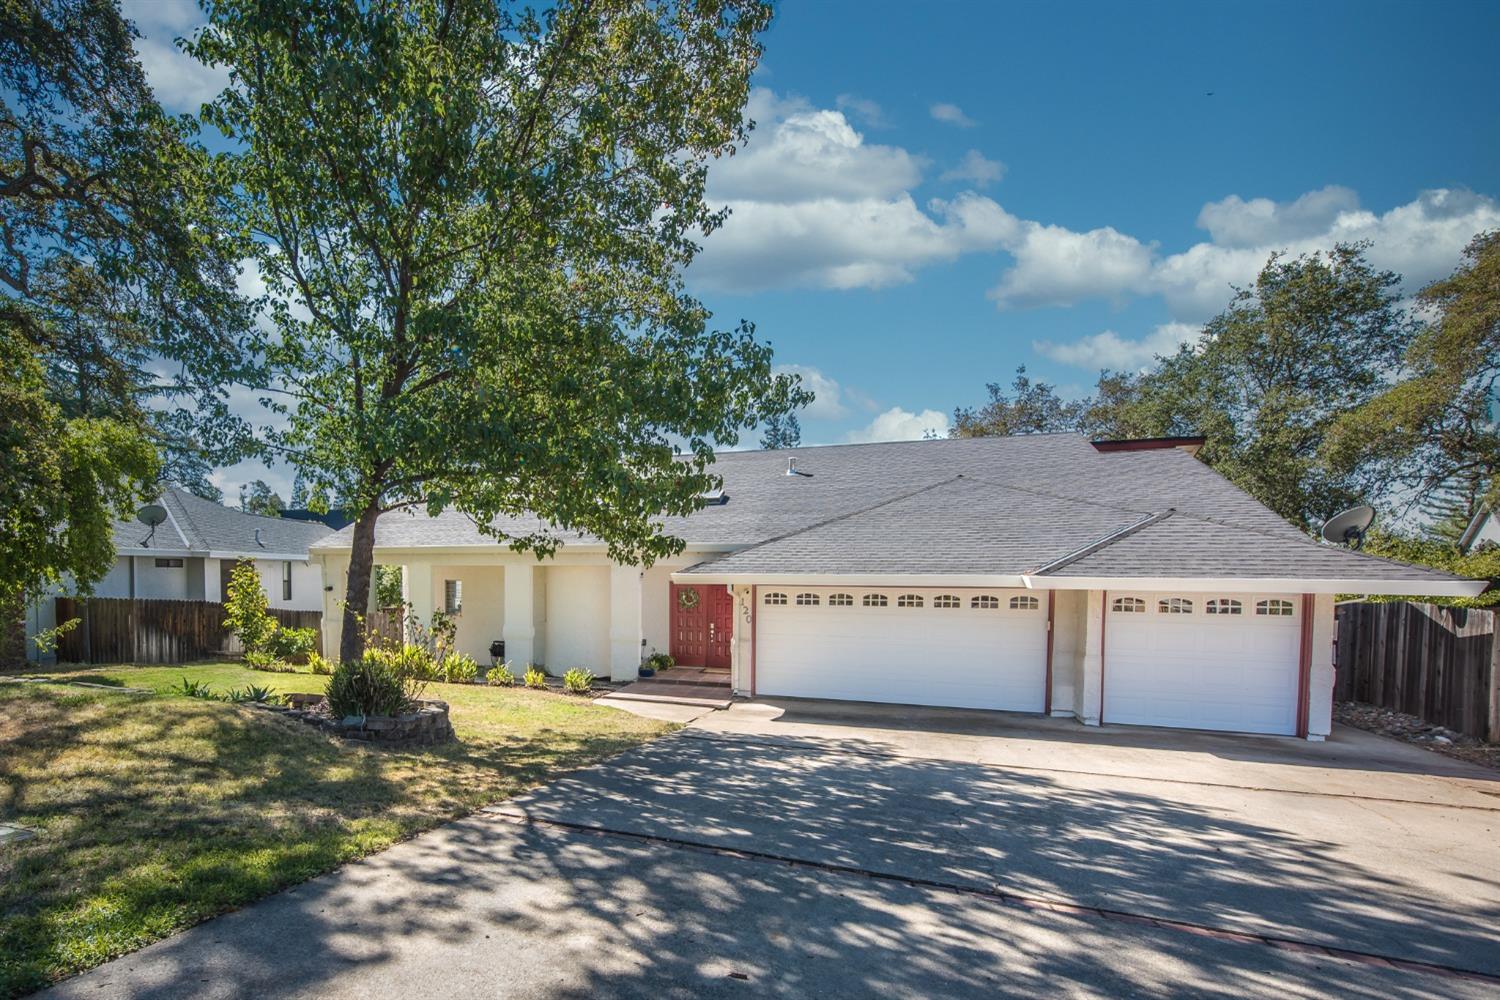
[1021,574,1488,597]
[671,571,1032,587]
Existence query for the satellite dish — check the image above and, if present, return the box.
[137,504,168,547]
[1321,504,1375,549]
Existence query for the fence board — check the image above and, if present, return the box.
[54,597,322,665]
[1335,601,1496,742]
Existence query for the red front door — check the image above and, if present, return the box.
[670,583,734,668]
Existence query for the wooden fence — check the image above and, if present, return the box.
[54,597,322,665]
[1335,601,1499,743]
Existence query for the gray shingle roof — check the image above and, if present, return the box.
[309,434,1477,589]
[114,485,333,557]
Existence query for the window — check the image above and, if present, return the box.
[1206,598,1242,615]
[971,595,1000,610]
[1112,597,1146,613]
[795,592,820,606]
[444,579,462,614]
[1257,599,1295,617]
[764,591,788,605]
[934,594,961,609]
[282,561,293,601]
[828,593,854,606]
[1158,597,1193,614]
[153,557,183,568]
[897,594,923,608]
[1009,595,1040,611]
[862,593,888,607]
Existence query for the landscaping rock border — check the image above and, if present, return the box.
[263,694,456,749]
[1335,701,1500,772]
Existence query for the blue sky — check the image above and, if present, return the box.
[124,0,1500,497]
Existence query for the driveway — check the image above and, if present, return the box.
[42,700,1500,999]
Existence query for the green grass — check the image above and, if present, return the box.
[0,663,673,997]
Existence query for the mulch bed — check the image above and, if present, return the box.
[1335,701,1500,772]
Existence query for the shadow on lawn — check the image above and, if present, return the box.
[33,731,1500,1000]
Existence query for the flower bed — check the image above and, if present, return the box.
[271,692,455,748]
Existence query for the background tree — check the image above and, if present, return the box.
[238,480,286,517]
[1082,244,1412,530]
[289,471,310,509]
[194,0,805,662]
[759,412,802,449]
[1324,231,1500,532]
[951,366,1085,438]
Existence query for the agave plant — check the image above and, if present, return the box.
[173,677,218,700]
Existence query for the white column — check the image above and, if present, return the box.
[1075,589,1104,725]
[608,564,643,683]
[403,561,434,644]
[502,562,535,670]
[1306,593,1336,740]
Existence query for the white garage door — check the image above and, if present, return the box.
[1104,593,1301,735]
[756,587,1047,712]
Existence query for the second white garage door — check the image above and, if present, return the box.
[755,587,1047,712]
[1103,593,1302,735]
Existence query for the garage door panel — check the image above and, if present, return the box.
[1104,593,1300,735]
[756,590,1046,713]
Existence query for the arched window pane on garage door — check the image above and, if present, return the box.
[863,594,888,607]
[897,594,923,608]
[934,594,961,608]
[1206,599,1242,615]
[971,595,1000,609]
[1256,599,1294,617]
[1112,597,1145,613]
[795,592,820,606]
[1158,597,1193,614]
[764,592,787,605]
[828,593,854,606]
[1009,595,1039,611]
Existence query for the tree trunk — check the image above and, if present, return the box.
[338,503,381,663]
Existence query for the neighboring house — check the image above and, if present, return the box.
[310,434,1483,739]
[1458,504,1500,553]
[24,485,332,660]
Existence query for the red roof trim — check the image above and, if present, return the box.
[1090,436,1207,454]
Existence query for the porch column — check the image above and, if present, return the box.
[608,565,643,683]
[1075,589,1104,725]
[502,562,535,669]
[403,561,434,644]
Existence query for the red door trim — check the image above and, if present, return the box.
[1043,591,1055,716]
[1296,593,1315,739]
[1098,589,1108,725]
[750,584,758,697]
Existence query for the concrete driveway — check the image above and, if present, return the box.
[42,700,1500,999]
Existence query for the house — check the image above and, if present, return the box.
[309,434,1484,739]
[24,485,332,660]
[1458,504,1500,553]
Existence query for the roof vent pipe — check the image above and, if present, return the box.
[786,457,796,476]
[254,528,263,547]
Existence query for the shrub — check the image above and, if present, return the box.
[225,685,282,705]
[486,662,515,687]
[441,652,478,684]
[523,665,548,690]
[306,652,335,675]
[644,651,674,672]
[173,677,218,699]
[562,668,594,694]
[223,560,277,653]
[244,651,296,673]
[264,626,318,661]
[369,642,439,681]
[326,651,424,719]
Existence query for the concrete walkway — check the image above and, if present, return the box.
[40,702,1500,999]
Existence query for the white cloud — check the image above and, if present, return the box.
[989,222,1156,309]
[930,102,977,128]
[775,364,850,420]
[940,150,1006,187]
[1034,323,1201,371]
[693,89,1016,292]
[847,406,949,443]
[122,0,228,112]
[835,93,890,129]
[990,186,1500,323]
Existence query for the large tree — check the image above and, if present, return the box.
[194,0,805,662]
[951,366,1086,438]
[1085,244,1412,530]
[1324,231,1500,532]
[759,411,801,449]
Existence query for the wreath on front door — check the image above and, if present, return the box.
[677,587,700,610]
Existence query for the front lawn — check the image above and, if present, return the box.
[0,664,672,997]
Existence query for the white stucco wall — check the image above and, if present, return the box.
[641,562,675,659]
[425,564,506,661]
[544,565,611,676]
[1050,589,1086,716]
[257,559,325,613]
